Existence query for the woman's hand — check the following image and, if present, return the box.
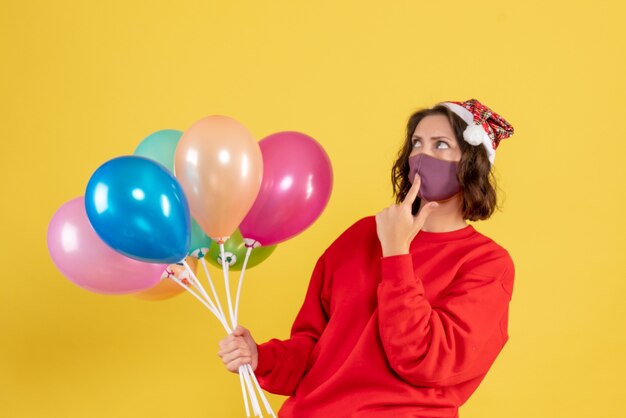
[218,325,258,373]
[376,174,439,257]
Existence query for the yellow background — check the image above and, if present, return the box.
[2,1,625,417]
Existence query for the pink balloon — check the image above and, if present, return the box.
[47,197,167,295]
[239,131,333,246]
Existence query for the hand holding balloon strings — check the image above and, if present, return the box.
[49,122,335,418]
[221,241,275,417]
[190,237,262,403]
[143,233,270,418]
[155,239,269,417]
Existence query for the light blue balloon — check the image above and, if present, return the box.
[85,156,191,264]
[133,129,183,173]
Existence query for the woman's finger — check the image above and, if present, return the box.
[218,337,246,357]
[227,357,251,373]
[232,325,245,337]
[217,339,236,355]
[218,334,237,349]
[402,173,421,208]
[220,347,250,365]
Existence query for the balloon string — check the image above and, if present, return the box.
[234,246,254,327]
[170,275,232,334]
[246,364,276,417]
[174,273,217,318]
[199,258,227,322]
[182,260,224,323]
[182,261,213,303]
[227,245,275,416]
[241,364,262,417]
[220,242,236,329]
[239,370,251,417]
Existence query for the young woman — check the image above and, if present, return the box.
[218,99,515,418]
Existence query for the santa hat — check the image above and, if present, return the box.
[439,99,514,164]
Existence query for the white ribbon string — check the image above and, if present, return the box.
[239,370,251,417]
[241,365,262,416]
[170,275,231,334]
[246,364,276,417]
[234,246,253,327]
[219,242,237,329]
[183,260,219,313]
[199,257,227,322]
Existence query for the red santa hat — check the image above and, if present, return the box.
[439,99,514,164]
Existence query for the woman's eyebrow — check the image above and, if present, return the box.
[412,135,451,140]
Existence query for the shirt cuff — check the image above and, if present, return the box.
[254,342,275,376]
[380,254,424,290]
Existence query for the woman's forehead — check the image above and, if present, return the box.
[412,114,456,139]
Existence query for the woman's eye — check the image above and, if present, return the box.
[412,139,421,148]
[436,141,450,149]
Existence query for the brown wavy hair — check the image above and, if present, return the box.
[391,105,498,221]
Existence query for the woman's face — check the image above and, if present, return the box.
[409,114,462,162]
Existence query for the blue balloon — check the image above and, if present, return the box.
[85,156,191,264]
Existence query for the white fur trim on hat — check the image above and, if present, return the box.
[483,138,496,165]
[440,102,474,125]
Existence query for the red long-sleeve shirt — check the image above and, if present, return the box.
[256,216,514,418]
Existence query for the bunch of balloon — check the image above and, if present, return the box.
[46,117,333,418]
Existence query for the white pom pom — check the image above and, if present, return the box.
[463,124,485,146]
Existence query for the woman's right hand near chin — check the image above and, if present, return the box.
[218,325,258,373]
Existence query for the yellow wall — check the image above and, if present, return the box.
[2,1,625,417]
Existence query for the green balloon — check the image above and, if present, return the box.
[207,229,276,271]
[134,129,212,257]
[133,129,183,172]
